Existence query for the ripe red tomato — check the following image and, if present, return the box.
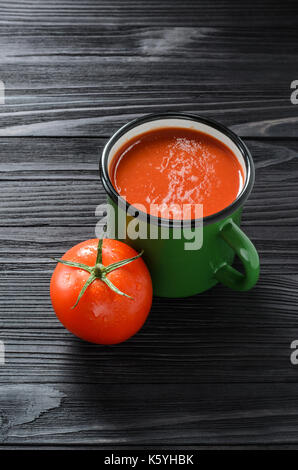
[50,238,152,345]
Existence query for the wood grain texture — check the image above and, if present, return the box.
[0,137,297,229]
[0,0,298,448]
[0,137,297,386]
[0,1,297,136]
[0,1,296,27]
[2,383,298,444]
[0,301,298,384]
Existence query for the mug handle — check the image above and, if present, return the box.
[214,220,260,291]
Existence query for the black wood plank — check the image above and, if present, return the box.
[0,295,298,384]
[0,137,297,384]
[2,383,298,444]
[0,138,297,272]
[0,3,297,136]
[0,1,296,27]
[0,137,297,228]
[0,0,298,448]
[1,271,297,329]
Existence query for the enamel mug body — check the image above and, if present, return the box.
[100,113,260,298]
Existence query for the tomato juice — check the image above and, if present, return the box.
[110,127,244,220]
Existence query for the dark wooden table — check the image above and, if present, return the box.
[0,0,298,449]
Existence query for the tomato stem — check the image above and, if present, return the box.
[105,250,144,274]
[94,263,103,277]
[96,239,103,264]
[51,258,92,273]
[102,275,133,299]
[71,273,96,309]
[52,239,143,307]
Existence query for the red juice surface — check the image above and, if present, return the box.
[110,127,244,219]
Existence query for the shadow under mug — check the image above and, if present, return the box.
[100,113,260,298]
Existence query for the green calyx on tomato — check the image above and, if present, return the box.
[52,239,143,308]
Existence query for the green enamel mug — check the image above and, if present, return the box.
[100,113,260,298]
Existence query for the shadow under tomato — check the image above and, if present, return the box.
[64,277,274,388]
